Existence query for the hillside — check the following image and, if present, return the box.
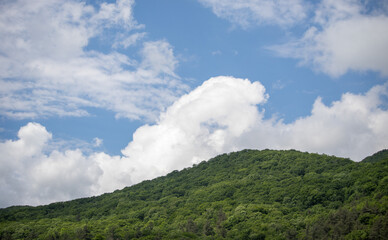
[0,149,387,239]
[362,149,388,163]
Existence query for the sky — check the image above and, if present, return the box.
[0,0,388,208]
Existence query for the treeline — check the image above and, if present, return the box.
[0,149,387,239]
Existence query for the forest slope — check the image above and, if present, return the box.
[0,149,387,239]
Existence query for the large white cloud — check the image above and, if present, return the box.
[0,0,186,120]
[122,76,268,170]
[1,76,387,207]
[270,0,388,77]
[0,123,100,206]
[0,122,133,207]
[198,0,307,27]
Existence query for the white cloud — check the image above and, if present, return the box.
[1,77,388,207]
[0,123,97,206]
[113,32,147,49]
[272,80,286,90]
[270,0,388,77]
[0,0,186,120]
[202,0,388,77]
[121,76,268,171]
[242,83,388,161]
[93,137,103,147]
[0,121,164,207]
[0,123,116,207]
[94,0,140,28]
[198,0,307,27]
[211,50,222,56]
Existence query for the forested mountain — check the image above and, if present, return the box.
[0,149,387,239]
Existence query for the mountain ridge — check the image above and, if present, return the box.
[1,149,387,239]
[362,149,388,163]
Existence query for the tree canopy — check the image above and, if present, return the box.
[1,149,387,239]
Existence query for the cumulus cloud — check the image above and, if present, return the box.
[243,83,388,160]
[0,123,99,207]
[0,122,131,207]
[121,76,268,170]
[122,76,388,170]
[270,0,388,77]
[198,0,307,27]
[0,0,186,120]
[1,76,387,207]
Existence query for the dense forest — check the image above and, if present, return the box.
[0,149,387,240]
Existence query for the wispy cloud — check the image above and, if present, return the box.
[93,137,103,147]
[198,0,307,28]
[113,32,147,49]
[272,80,286,90]
[269,0,388,77]
[211,50,222,56]
[200,0,388,77]
[0,0,187,120]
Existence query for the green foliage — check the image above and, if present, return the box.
[0,149,387,239]
[362,149,388,163]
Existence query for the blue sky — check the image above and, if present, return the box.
[0,0,388,207]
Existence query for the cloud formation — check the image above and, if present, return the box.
[122,76,268,170]
[0,0,186,120]
[200,0,388,77]
[270,0,388,77]
[198,0,307,27]
[0,123,100,206]
[1,76,387,207]
[245,83,388,160]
